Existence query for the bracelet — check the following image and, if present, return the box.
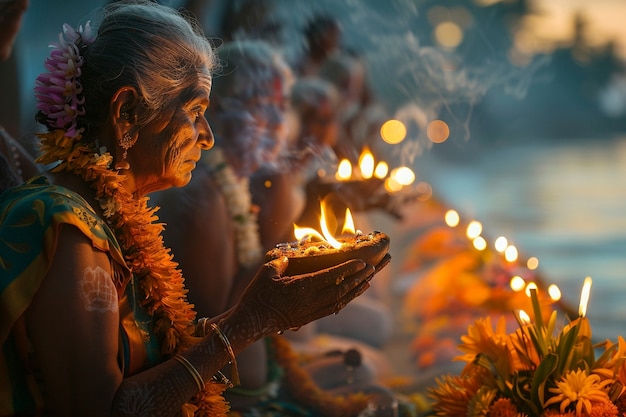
[197,317,210,336]
[173,354,205,392]
[210,322,240,387]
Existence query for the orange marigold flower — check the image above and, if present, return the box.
[489,397,527,417]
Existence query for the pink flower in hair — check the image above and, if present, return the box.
[35,22,94,140]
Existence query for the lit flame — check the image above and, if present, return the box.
[342,208,355,234]
[518,309,531,325]
[292,201,356,250]
[374,161,388,179]
[579,276,592,317]
[336,159,352,181]
[359,147,375,179]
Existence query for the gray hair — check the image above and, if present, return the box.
[79,0,217,131]
[290,77,339,118]
[211,40,287,102]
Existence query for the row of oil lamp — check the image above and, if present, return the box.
[444,208,593,318]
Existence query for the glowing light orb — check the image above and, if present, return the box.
[434,21,463,49]
[380,119,407,144]
[524,282,538,297]
[444,209,460,227]
[390,166,415,186]
[527,256,539,270]
[505,245,518,262]
[548,284,561,301]
[466,220,482,239]
[473,236,487,250]
[384,176,403,193]
[494,236,508,252]
[427,120,450,143]
[510,276,525,292]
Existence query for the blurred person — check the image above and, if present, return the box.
[0,4,389,416]
[0,0,40,192]
[293,12,343,78]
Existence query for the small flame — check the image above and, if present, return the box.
[518,309,531,325]
[336,159,352,181]
[579,276,592,317]
[319,202,343,249]
[342,208,355,235]
[293,200,355,249]
[374,161,388,179]
[359,147,375,179]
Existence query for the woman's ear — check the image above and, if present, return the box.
[110,87,140,138]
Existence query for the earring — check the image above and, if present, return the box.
[119,132,134,160]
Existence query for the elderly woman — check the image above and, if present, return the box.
[0,2,389,416]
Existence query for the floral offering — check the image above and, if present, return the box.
[429,286,626,417]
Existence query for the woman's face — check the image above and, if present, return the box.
[0,0,28,61]
[129,85,214,195]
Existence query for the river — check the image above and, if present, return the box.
[413,136,626,341]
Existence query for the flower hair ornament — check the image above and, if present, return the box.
[33,23,231,416]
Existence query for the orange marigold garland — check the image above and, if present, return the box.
[269,334,371,417]
[34,22,229,415]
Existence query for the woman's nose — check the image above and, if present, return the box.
[198,116,214,150]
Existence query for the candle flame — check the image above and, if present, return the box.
[579,276,592,317]
[336,159,352,181]
[359,147,375,179]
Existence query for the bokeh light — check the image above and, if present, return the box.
[466,220,482,239]
[510,276,526,292]
[527,256,539,270]
[524,282,538,297]
[434,21,463,49]
[494,236,508,252]
[427,120,450,143]
[380,119,407,144]
[473,236,487,250]
[444,209,460,227]
[390,166,415,186]
[548,284,562,301]
[505,245,519,262]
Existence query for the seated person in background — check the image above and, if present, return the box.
[254,76,394,354]
[0,3,386,416]
[0,0,40,192]
[153,40,397,415]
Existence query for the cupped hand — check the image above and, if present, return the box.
[238,255,386,335]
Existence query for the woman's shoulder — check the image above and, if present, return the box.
[0,176,121,256]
